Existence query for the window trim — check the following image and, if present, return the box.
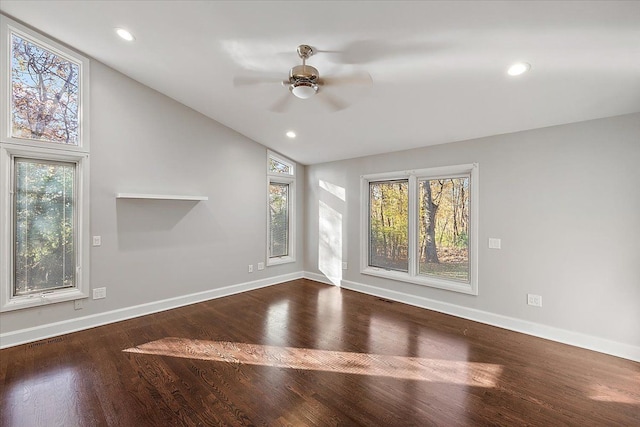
[266,150,296,266]
[0,15,91,152]
[0,144,90,311]
[360,164,479,295]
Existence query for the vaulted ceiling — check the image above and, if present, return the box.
[2,1,639,165]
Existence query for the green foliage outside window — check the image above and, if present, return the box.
[269,183,289,257]
[14,159,75,295]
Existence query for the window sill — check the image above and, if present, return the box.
[361,267,477,295]
[267,256,295,266]
[1,289,88,312]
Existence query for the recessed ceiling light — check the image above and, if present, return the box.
[507,62,531,76]
[115,28,135,42]
[286,131,296,138]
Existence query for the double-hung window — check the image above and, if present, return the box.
[362,164,478,295]
[267,151,295,265]
[1,15,90,311]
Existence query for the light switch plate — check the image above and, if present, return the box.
[93,287,106,299]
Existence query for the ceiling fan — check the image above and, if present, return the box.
[234,44,372,112]
[287,44,322,99]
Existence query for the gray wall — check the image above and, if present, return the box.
[0,60,304,334]
[304,113,640,348]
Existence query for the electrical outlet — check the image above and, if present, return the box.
[248,264,253,273]
[74,299,83,310]
[257,262,264,270]
[93,287,106,300]
[342,262,348,270]
[488,238,501,249]
[92,236,102,246]
[527,294,542,307]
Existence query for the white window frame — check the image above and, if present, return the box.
[360,164,479,295]
[266,151,296,266]
[1,15,90,152]
[0,15,90,311]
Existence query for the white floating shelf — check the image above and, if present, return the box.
[116,193,208,201]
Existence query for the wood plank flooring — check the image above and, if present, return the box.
[1,279,639,426]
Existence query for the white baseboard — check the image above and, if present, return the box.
[340,278,640,363]
[303,271,336,285]
[4,271,638,362]
[0,272,303,349]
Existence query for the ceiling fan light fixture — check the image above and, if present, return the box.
[291,82,317,99]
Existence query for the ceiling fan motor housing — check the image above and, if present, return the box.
[289,64,319,84]
[289,64,319,98]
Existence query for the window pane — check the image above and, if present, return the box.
[269,183,289,258]
[369,180,409,272]
[14,159,76,296]
[419,177,469,282]
[11,33,80,145]
[269,157,292,175]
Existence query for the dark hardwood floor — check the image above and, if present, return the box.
[1,279,638,426]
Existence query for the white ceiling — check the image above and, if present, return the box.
[2,1,639,165]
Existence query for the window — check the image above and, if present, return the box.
[267,151,295,265]
[269,182,289,258]
[1,15,90,311]
[369,180,409,272]
[14,158,76,296]
[10,33,80,145]
[269,155,293,175]
[361,164,478,295]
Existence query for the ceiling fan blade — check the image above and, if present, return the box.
[316,90,348,112]
[317,40,440,65]
[321,71,373,87]
[269,92,294,113]
[315,41,380,64]
[233,73,285,87]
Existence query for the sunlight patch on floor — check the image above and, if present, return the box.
[5,366,81,425]
[588,376,640,404]
[123,337,502,387]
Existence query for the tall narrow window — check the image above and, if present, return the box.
[361,164,478,295]
[266,151,296,265]
[269,182,289,258]
[1,15,90,311]
[14,158,76,295]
